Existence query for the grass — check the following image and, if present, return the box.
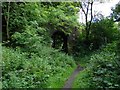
[47,67,76,88]
[72,69,90,88]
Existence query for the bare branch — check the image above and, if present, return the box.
[80,2,86,15]
[86,2,90,16]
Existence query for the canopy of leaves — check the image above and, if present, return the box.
[2,2,80,43]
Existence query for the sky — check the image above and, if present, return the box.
[78,0,120,23]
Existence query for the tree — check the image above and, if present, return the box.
[90,18,118,49]
[79,1,93,41]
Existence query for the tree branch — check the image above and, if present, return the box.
[88,2,93,31]
[80,2,86,15]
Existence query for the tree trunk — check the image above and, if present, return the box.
[6,2,10,40]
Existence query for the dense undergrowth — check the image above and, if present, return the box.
[2,45,76,88]
[73,42,120,88]
[2,2,120,89]
[2,40,120,88]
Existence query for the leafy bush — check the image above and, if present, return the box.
[90,18,119,50]
[11,24,51,53]
[73,42,120,88]
[86,42,120,88]
[2,46,76,88]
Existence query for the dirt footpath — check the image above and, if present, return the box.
[62,64,84,90]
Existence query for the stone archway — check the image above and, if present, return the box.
[51,30,68,53]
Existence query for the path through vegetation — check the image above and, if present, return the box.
[62,64,84,89]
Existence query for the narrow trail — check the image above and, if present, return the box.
[62,64,84,90]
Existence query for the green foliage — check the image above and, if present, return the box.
[73,70,91,88]
[2,3,80,88]
[44,2,79,35]
[2,1,120,89]
[2,46,76,88]
[73,42,120,88]
[2,2,79,43]
[2,2,40,34]
[11,25,50,49]
[86,42,120,88]
[90,18,118,49]
[70,17,119,56]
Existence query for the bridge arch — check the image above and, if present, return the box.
[51,30,68,53]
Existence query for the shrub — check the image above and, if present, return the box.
[73,42,120,88]
[2,45,76,88]
[86,42,120,88]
